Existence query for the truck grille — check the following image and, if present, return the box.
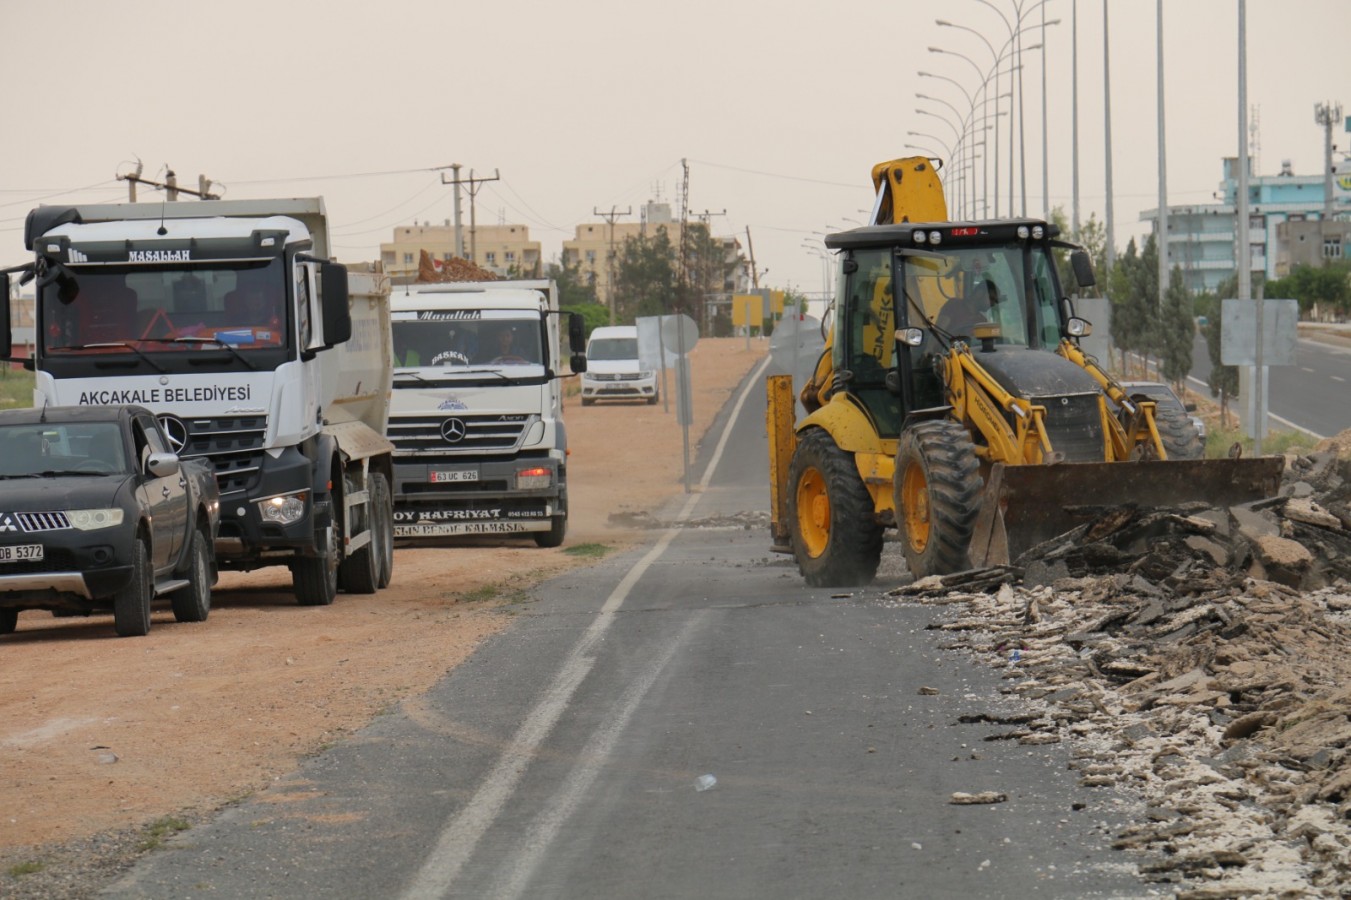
[388,414,532,460]
[164,414,268,497]
[1036,393,1105,463]
[589,372,641,382]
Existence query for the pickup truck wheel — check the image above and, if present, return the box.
[534,514,567,548]
[0,608,17,634]
[170,528,212,623]
[293,524,338,606]
[112,539,153,637]
[338,488,381,595]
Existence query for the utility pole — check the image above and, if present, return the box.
[745,227,760,290]
[441,164,465,258]
[440,165,500,262]
[594,205,630,324]
[689,209,726,332]
[1102,0,1116,271]
[464,169,500,266]
[118,164,220,200]
[1156,0,1169,298]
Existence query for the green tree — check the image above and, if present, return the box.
[545,256,599,309]
[613,227,678,322]
[1158,264,1194,389]
[1200,273,1240,427]
[1107,237,1158,375]
[1264,262,1351,319]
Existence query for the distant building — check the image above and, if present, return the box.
[1141,153,1351,295]
[562,201,750,313]
[380,221,541,282]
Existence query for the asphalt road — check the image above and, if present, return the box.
[1188,331,1351,438]
[109,333,1156,899]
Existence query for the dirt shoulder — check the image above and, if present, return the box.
[0,338,768,861]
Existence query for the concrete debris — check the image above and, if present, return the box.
[949,791,1008,805]
[885,442,1351,895]
[607,510,772,531]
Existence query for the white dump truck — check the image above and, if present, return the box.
[0,198,395,606]
[385,279,587,546]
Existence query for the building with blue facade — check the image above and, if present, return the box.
[1141,154,1351,295]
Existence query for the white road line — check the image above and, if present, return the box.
[1185,376,1325,440]
[1332,375,1346,383]
[399,352,772,900]
[488,616,703,900]
[1301,366,1316,373]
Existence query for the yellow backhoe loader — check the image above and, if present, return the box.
[767,157,1282,586]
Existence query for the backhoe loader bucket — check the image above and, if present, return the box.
[968,457,1285,567]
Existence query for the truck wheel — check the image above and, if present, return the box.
[894,420,983,578]
[1149,398,1205,460]
[0,608,16,635]
[294,524,338,606]
[581,397,595,407]
[338,484,383,596]
[170,528,212,623]
[787,427,883,587]
[534,515,567,548]
[373,473,394,589]
[113,539,153,637]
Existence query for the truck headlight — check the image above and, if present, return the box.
[516,467,552,490]
[68,508,125,531]
[258,493,307,526]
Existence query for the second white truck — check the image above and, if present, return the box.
[386,280,586,546]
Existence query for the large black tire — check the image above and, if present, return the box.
[294,523,338,606]
[372,474,394,589]
[170,528,212,623]
[339,493,381,597]
[0,608,17,634]
[534,515,567,548]
[1151,398,1205,460]
[893,420,983,578]
[113,539,153,637]
[787,427,883,587]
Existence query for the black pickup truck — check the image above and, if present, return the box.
[0,405,220,637]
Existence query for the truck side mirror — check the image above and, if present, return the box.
[1070,249,1096,289]
[319,261,351,346]
[567,312,586,354]
[570,352,587,374]
[0,275,11,358]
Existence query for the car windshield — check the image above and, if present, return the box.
[41,259,289,354]
[391,311,543,368]
[588,338,638,361]
[0,421,128,476]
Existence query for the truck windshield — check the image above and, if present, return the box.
[41,259,289,355]
[391,311,543,369]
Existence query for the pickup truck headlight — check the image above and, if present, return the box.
[68,508,125,531]
[258,493,307,526]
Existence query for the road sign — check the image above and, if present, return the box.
[1221,298,1297,367]
[661,313,699,354]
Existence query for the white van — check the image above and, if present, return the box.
[580,325,659,405]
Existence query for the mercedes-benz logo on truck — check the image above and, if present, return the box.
[157,415,190,454]
[440,418,467,443]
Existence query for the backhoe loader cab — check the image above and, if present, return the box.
[826,219,1075,435]
[766,158,1282,587]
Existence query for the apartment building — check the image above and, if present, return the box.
[380,221,541,281]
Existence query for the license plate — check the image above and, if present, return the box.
[430,470,479,483]
[0,544,43,562]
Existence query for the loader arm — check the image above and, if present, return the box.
[943,334,1055,466]
[1056,338,1168,460]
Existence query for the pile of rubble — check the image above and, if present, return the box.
[415,249,498,283]
[891,433,1351,896]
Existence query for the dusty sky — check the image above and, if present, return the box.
[1,0,1347,299]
